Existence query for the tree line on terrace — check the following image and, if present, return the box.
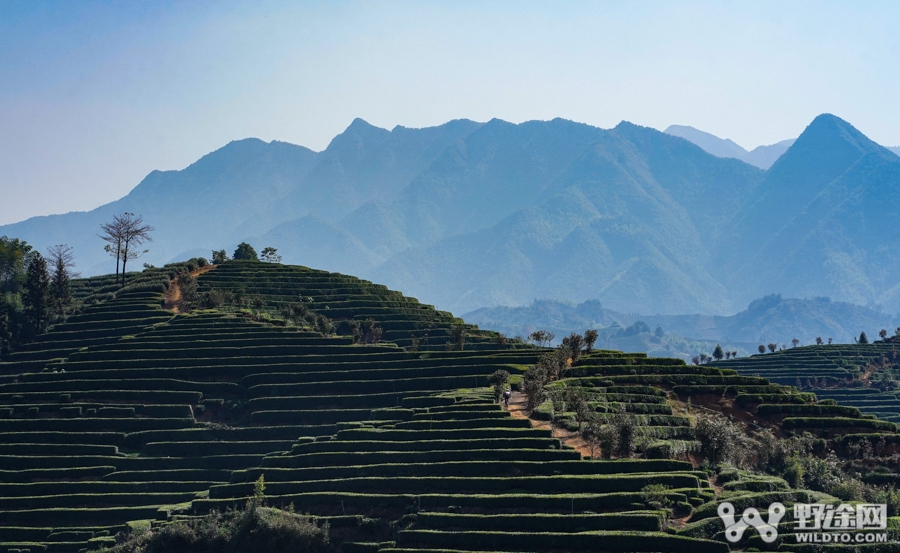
[750,329,900,357]
[0,237,80,355]
[1,213,155,356]
[210,242,282,264]
[691,343,739,365]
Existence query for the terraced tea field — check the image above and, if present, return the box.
[0,261,897,552]
[713,345,900,423]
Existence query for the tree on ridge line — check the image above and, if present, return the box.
[100,213,154,285]
[233,242,258,261]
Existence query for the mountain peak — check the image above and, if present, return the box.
[768,113,883,178]
[802,113,874,151]
[324,118,391,152]
[347,117,378,129]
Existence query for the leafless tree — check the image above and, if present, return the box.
[100,215,126,284]
[101,213,154,286]
[120,214,154,283]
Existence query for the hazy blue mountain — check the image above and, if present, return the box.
[255,215,382,277]
[383,118,609,248]
[464,294,898,356]
[890,146,900,157]
[237,118,484,238]
[0,138,319,274]
[742,139,796,169]
[664,125,748,159]
[370,122,762,314]
[1,114,898,320]
[664,125,795,170]
[0,119,482,275]
[715,114,900,311]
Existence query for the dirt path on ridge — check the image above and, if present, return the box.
[163,264,216,313]
[507,391,595,459]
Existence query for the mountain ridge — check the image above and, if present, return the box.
[1,113,898,317]
[463,294,899,349]
[663,124,797,170]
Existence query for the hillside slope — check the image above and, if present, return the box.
[1,262,899,553]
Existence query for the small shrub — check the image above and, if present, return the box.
[640,484,673,509]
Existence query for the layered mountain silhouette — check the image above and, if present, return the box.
[664,124,795,170]
[464,294,898,348]
[2,114,898,317]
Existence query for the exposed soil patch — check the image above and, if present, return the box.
[507,391,595,459]
[163,264,216,313]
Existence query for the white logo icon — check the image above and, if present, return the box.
[718,501,786,543]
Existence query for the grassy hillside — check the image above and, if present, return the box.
[0,261,898,553]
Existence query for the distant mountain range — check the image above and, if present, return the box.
[668,125,900,171]
[463,294,899,358]
[664,125,795,169]
[1,113,899,319]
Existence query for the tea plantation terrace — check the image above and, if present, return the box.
[0,260,885,552]
[193,263,513,350]
[536,354,900,548]
[0,261,539,551]
[712,344,900,423]
[197,389,726,553]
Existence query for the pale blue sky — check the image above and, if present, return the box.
[1,0,898,225]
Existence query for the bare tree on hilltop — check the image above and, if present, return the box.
[100,213,154,285]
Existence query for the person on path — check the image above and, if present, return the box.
[503,389,511,408]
